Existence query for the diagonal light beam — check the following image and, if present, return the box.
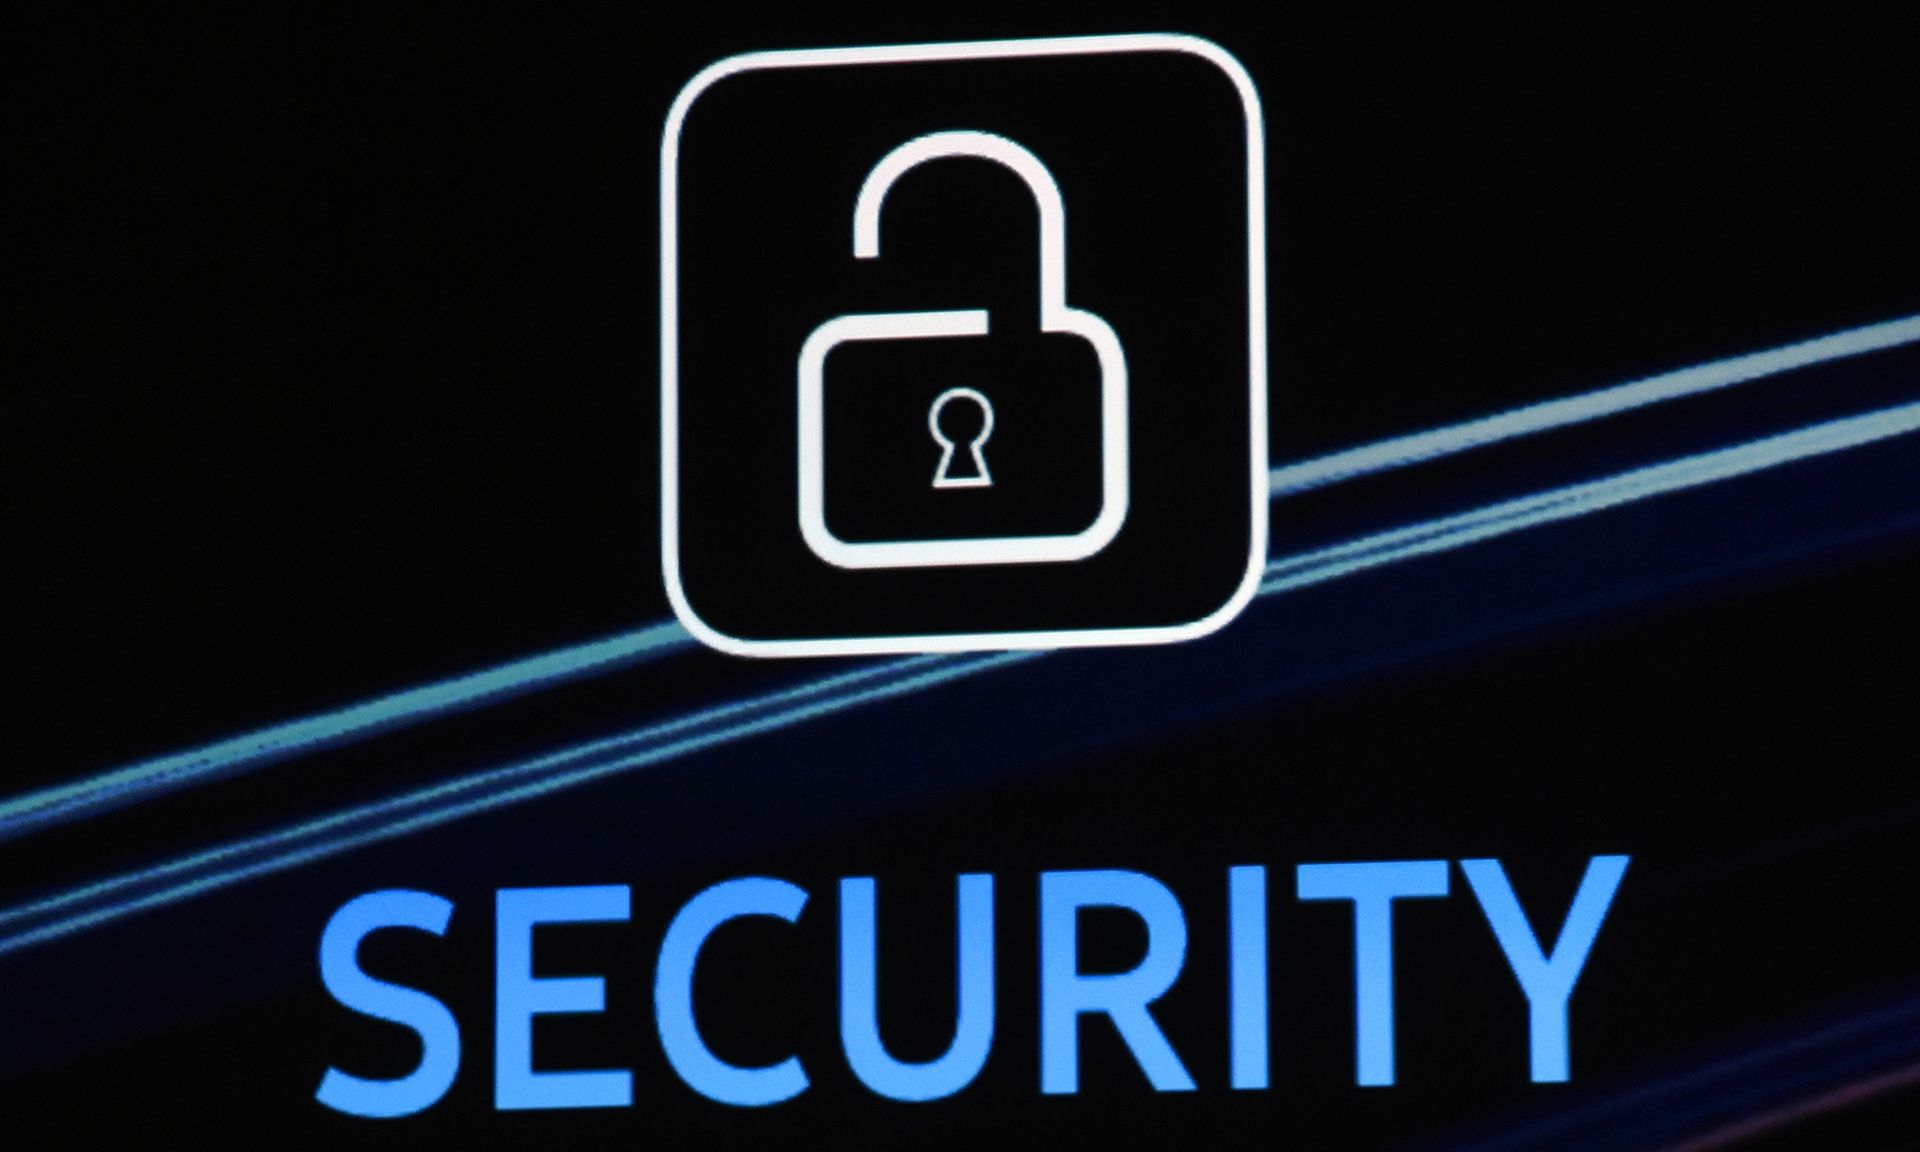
[1266,312,1920,497]
[5,396,1920,956]
[0,622,697,844]
[4,310,1917,845]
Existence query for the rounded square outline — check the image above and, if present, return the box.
[661,33,1268,657]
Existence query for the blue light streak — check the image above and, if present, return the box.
[0,623,696,845]
[4,311,1914,847]
[1267,312,1920,497]
[0,653,1033,956]
[5,396,1920,957]
[1262,400,1920,596]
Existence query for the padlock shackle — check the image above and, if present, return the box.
[852,131,1070,321]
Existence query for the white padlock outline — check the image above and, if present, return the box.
[797,130,1129,569]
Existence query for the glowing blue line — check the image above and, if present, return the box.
[0,655,959,931]
[0,652,1035,956]
[6,398,1920,957]
[1262,400,1920,594]
[0,621,697,844]
[8,312,1919,847]
[1267,313,1920,497]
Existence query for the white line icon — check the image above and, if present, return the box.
[661,35,1268,657]
[797,130,1129,569]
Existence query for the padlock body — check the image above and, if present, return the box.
[821,326,1105,547]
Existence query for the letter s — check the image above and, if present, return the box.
[315,889,461,1118]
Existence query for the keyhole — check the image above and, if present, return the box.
[929,387,994,489]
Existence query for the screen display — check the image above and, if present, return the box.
[10,8,1920,1149]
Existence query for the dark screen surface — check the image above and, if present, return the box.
[10,6,1920,1149]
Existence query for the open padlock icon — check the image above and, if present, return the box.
[797,131,1130,570]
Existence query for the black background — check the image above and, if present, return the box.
[10,5,1920,1149]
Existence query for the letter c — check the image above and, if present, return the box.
[654,877,810,1106]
